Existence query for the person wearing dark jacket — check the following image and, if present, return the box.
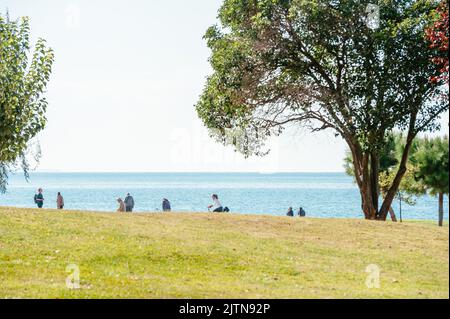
[124,193,135,212]
[162,198,171,212]
[286,207,294,217]
[298,207,306,217]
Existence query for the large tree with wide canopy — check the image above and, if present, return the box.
[196,0,448,220]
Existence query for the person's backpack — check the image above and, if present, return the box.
[34,194,38,204]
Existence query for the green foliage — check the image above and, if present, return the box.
[411,136,449,196]
[345,133,449,209]
[345,132,426,205]
[197,0,448,218]
[344,133,399,176]
[379,167,425,206]
[0,13,54,192]
[379,134,427,205]
[197,0,447,155]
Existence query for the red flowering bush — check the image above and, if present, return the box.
[425,0,449,84]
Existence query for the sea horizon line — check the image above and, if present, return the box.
[28,170,347,174]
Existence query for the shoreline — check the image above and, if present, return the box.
[3,172,447,220]
[0,206,448,225]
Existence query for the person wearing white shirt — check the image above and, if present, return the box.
[208,194,229,213]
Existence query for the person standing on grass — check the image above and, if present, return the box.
[56,192,64,210]
[34,188,44,209]
[162,198,171,212]
[124,193,135,212]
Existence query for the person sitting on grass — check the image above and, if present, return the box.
[162,198,171,212]
[117,198,126,212]
[286,207,294,217]
[298,207,306,217]
[208,194,229,213]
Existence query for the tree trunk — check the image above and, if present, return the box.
[360,190,377,220]
[346,139,380,220]
[438,192,444,227]
[388,206,398,222]
[381,194,397,222]
[379,135,415,220]
[357,153,378,220]
[370,151,379,214]
[379,114,418,220]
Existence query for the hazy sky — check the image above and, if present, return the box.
[2,0,448,172]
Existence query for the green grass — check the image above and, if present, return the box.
[0,206,448,299]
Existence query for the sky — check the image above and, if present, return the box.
[2,0,448,173]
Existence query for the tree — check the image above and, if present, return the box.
[425,0,449,84]
[196,0,448,220]
[344,133,398,177]
[378,134,427,221]
[344,133,425,221]
[410,136,449,226]
[378,167,424,221]
[0,13,54,193]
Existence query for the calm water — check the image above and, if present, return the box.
[0,172,447,220]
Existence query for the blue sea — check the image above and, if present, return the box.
[0,172,447,220]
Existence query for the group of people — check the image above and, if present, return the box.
[33,188,307,217]
[33,188,65,210]
[116,193,135,212]
[114,194,174,213]
[33,189,230,214]
[33,188,306,217]
[115,193,229,213]
[286,207,306,217]
[115,195,177,213]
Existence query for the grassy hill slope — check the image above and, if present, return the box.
[0,207,448,298]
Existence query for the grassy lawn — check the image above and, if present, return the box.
[0,206,448,299]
